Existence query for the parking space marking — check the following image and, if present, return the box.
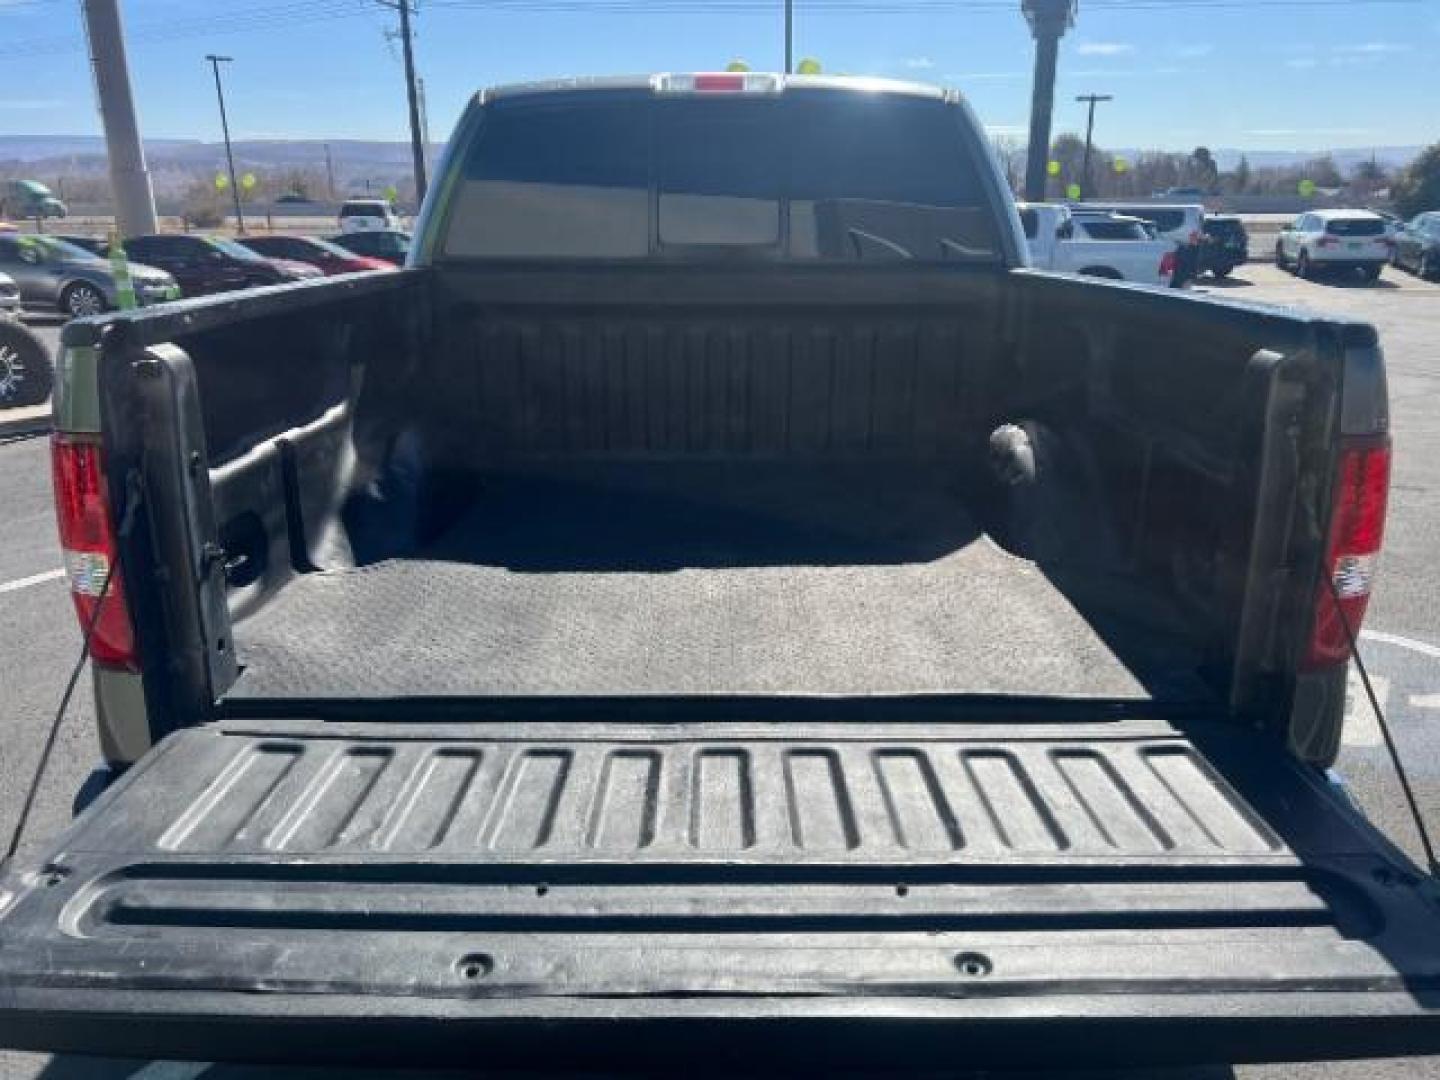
[1344,668,1389,747]
[0,568,64,596]
[1362,629,1440,661]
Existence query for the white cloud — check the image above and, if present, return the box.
[1333,41,1410,55]
[0,98,63,109]
[901,57,935,70]
[1077,42,1133,56]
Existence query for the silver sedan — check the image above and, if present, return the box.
[0,233,179,318]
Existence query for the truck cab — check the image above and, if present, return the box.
[1,179,67,220]
[1019,201,1176,285]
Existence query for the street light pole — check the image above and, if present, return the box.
[1075,93,1113,199]
[205,54,245,234]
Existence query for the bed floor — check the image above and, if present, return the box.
[228,467,1204,701]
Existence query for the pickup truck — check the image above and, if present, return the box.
[3,74,1437,1069]
[1019,201,1176,285]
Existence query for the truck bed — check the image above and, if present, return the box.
[228,465,1203,702]
[4,715,1440,1066]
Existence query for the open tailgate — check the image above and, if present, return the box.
[4,715,1440,1068]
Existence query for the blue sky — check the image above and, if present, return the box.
[1,0,1437,151]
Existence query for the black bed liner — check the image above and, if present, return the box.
[4,714,1440,1066]
[227,467,1205,702]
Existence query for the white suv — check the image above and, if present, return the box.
[1276,209,1390,281]
[337,198,402,235]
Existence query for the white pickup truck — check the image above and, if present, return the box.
[1019,202,1177,286]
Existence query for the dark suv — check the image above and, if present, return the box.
[1200,215,1248,279]
[123,235,287,297]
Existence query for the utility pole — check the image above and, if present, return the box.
[324,142,336,199]
[378,0,428,204]
[784,0,793,73]
[1021,0,1076,202]
[205,55,245,234]
[80,0,157,236]
[418,76,433,172]
[1075,92,1112,200]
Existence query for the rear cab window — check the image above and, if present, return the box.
[443,89,1002,263]
[341,201,389,218]
[1326,217,1385,237]
[1076,218,1145,241]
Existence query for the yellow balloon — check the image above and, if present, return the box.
[725,59,751,72]
[214,173,229,190]
[1066,183,1082,200]
[1046,160,1061,177]
[797,57,822,75]
[1113,157,1129,173]
[241,173,257,190]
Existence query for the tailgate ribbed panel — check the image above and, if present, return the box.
[146,733,1279,859]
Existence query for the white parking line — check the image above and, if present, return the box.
[1344,668,1389,747]
[1362,629,1440,661]
[0,567,64,595]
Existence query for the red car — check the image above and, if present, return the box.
[236,235,393,275]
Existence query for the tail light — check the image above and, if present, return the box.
[51,434,138,669]
[1159,250,1177,279]
[1303,435,1390,670]
[1317,235,1339,248]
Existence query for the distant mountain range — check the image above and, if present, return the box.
[0,135,436,166]
[0,136,442,198]
[0,135,1424,189]
[1107,146,1423,172]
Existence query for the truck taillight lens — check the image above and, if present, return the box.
[51,434,138,669]
[1159,250,1177,278]
[1303,436,1389,670]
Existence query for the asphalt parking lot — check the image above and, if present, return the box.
[1,259,1439,1078]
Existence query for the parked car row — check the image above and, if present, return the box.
[0,229,408,319]
[0,233,179,317]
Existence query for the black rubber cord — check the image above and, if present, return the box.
[1332,575,1440,877]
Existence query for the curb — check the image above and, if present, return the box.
[0,403,52,439]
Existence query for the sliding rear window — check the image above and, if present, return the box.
[1326,218,1385,237]
[444,90,1001,262]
